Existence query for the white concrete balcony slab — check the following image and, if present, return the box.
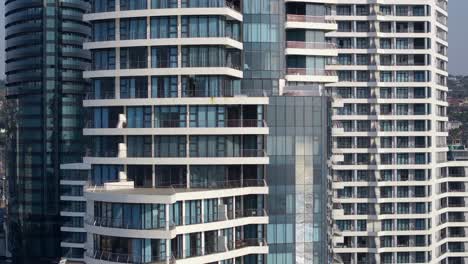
[85,209,268,240]
[85,180,268,204]
[83,97,269,107]
[85,37,243,50]
[84,7,242,22]
[84,67,242,79]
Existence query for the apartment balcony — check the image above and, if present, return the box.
[85,207,267,241]
[285,68,338,83]
[84,2,242,22]
[285,14,337,31]
[85,146,269,165]
[84,119,269,136]
[84,65,243,79]
[85,179,268,205]
[285,41,337,56]
[85,238,267,264]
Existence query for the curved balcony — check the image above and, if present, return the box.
[85,238,267,264]
[85,179,268,204]
[85,209,267,239]
[84,66,243,79]
[84,6,242,23]
[85,37,243,51]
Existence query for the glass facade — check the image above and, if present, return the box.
[5,0,90,262]
[267,96,330,264]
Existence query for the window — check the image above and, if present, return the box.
[181,0,235,8]
[151,46,178,68]
[380,71,393,82]
[127,107,152,128]
[337,21,352,32]
[152,76,178,98]
[356,71,370,82]
[380,87,392,98]
[396,72,409,82]
[356,38,369,48]
[337,54,352,65]
[92,20,115,41]
[154,136,187,157]
[182,75,240,97]
[120,0,147,10]
[337,38,352,48]
[120,77,148,98]
[151,17,178,39]
[93,0,115,12]
[182,46,240,68]
[336,5,352,16]
[356,54,370,65]
[88,107,121,128]
[127,136,152,157]
[397,153,409,164]
[92,49,115,70]
[356,22,369,32]
[152,0,177,8]
[120,47,148,69]
[120,18,147,40]
[380,55,392,66]
[396,38,409,49]
[338,71,352,82]
[380,5,392,16]
[190,106,226,127]
[381,220,393,231]
[90,78,115,99]
[356,5,370,16]
[154,106,187,128]
[189,135,241,157]
[181,16,235,39]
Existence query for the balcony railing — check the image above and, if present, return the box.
[286,14,334,23]
[286,41,335,49]
[286,68,336,76]
[86,250,174,264]
[86,209,267,230]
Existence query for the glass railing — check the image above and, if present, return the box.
[86,250,173,264]
[286,41,335,49]
[286,14,334,23]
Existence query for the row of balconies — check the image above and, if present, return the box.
[86,144,267,159]
[86,116,266,130]
[338,237,428,249]
[337,22,427,34]
[335,141,430,149]
[338,204,428,216]
[86,208,266,231]
[334,90,430,100]
[334,5,428,17]
[334,172,428,183]
[335,39,428,50]
[86,238,266,264]
[336,190,428,200]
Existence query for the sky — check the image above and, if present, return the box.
[0,2,466,78]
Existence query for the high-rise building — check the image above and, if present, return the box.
[329,1,449,264]
[59,0,335,263]
[4,0,90,262]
